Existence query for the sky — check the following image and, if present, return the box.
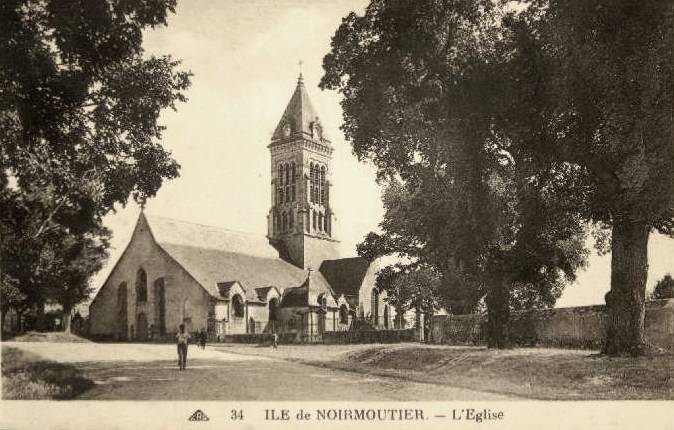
[90,0,674,308]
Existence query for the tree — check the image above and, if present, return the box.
[507,0,673,355]
[322,0,588,347]
[374,264,441,328]
[0,272,24,333]
[1,183,110,332]
[650,274,674,300]
[0,0,191,325]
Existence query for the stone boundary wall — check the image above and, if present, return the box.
[430,299,674,350]
[216,329,417,345]
[219,332,300,344]
[322,329,416,344]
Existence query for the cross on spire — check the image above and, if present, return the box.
[297,59,304,85]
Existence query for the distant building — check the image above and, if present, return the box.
[89,75,395,341]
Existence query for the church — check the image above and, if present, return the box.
[89,75,395,342]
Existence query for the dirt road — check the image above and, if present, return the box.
[3,341,515,400]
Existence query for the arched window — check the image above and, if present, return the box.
[232,294,245,318]
[135,269,147,303]
[318,213,323,232]
[339,304,349,324]
[325,180,329,207]
[288,211,294,231]
[320,166,326,205]
[278,164,284,204]
[306,210,311,232]
[284,163,290,203]
[309,164,315,203]
[313,211,317,230]
[314,164,319,203]
[282,212,288,233]
[291,162,296,201]
[317,294,327,310]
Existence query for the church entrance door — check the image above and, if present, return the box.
[137,313,148,341]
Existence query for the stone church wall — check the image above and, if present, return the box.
[302,235,341,271]
[357,259,394,328]
[89,219,212,340]
[430,299,674,350]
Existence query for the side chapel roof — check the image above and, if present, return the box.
[319,257,372,297]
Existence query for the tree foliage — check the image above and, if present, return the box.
[374,264,442,320]
[0,0,191,327]
[650,274,674,300]
[323,0,588,347]
[323,0,671,354]
[508,0,673,355]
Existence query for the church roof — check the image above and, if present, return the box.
[281,272,338,308]
[143,214,335,304]
[254,286,281,303]
[216,281,262,303]
[271,74,329,143]
[319,257,372,297]
[146,214,278,259]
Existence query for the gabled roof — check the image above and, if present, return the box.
[159,243,304,299]
[281,272,338,308]
[319,257,372,297]
[271,75,329,143]
[255,286,281,303]
[217,281,241,299]
[141,214,335,303]
[216,281,262,303]
[146,214,278,259]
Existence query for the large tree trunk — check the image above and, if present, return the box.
[485,278,511,349]
[35,301,46,331]
[62,304,72,334]
[602,218,650,356]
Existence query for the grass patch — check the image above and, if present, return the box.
[2,346,94,399]
[338,345,673,400]
[9,331,91,343]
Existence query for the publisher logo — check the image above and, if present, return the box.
[188,409,210,422]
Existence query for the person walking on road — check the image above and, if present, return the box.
[272,332,278,350]
[176,324,190,371]
[199,328,207,350]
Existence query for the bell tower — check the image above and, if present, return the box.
[267,74,340,269]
